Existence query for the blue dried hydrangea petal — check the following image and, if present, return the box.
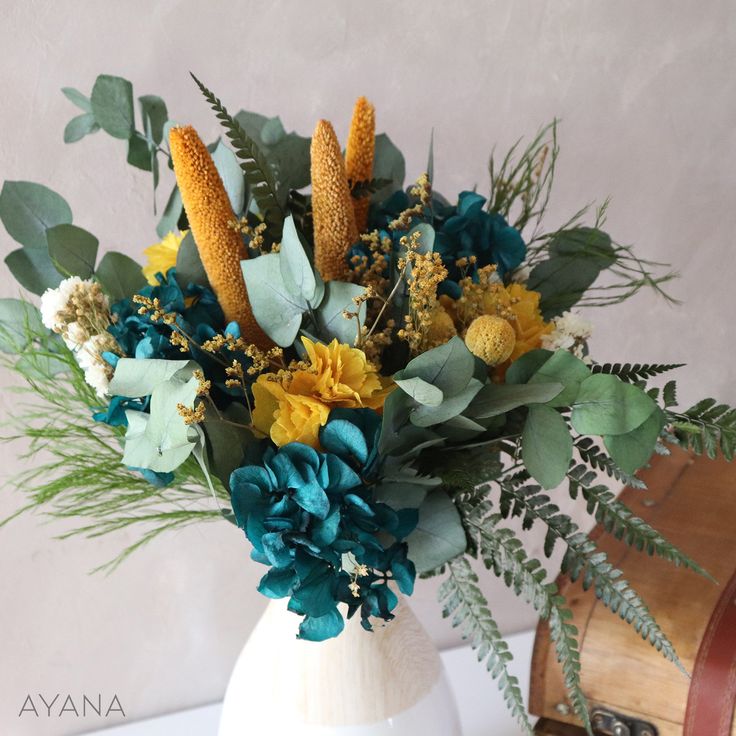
[258,567,296,598]
[298,607,345,642]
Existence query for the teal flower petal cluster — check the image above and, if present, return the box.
[230,409,417,641]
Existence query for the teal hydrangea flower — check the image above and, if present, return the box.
[230,409,417,641]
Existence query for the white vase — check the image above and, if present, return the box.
[218,598,462,735]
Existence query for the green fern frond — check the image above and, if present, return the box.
[190,73,284,237]
[494,481,685,674]
[575,437,646,489]
[591,362,684,383]
[466,517,592,733]
[668,398,736,460]
[567,464,713,581]
[439,557,533,735]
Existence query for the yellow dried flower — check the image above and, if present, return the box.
[425,303,458,349]
[464,315,516,366]
[142,230,187,285]
[251,336,391,448]
[168,125,272,350]
[311,120,358,282]
[345,96,375,233]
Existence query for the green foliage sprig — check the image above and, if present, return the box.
[0,320,227,573]
[591,362,685,383]
[190,73,285,238]
[668,398,736,460]
[439,557,532,734]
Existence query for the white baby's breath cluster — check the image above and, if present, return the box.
[40,277,118,397]
[541,310,593,364]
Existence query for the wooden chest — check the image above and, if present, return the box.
[530,448,736,736]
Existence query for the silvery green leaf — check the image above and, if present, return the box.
[394,376,444,407]
[410,222,435,254]
[64,113,99,144]
[406,490,466,574]
[279,214,316,303]
[241,252,307,346]
[175,231,209,288]
[90,74,135,140]
[110,358,198,398]
[261,116,286,146]
[522,404,573,489]
[122,372,199,472]
[96,251,146,301]
[4,248,63,296]
[138,95,168,145]
[372,133,405,202]
[212,139,245,215]
[61,87,92,113]
[313,280,366,346]
[399,336,474,397]
[466,381,565,418]
[156,185,182,239]
[46,224,98,278]
[410,377,483,427]
[0,181,73,249]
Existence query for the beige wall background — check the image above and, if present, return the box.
[1,1,735,734]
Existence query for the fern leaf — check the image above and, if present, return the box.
[669,399,736,460]
[495,481,686,674]
[439,557,533,734]
[575,437,647,489]
[190,73,284,237]
[464,516,592,733]
[567,464,713,581]
[591,362,684,383]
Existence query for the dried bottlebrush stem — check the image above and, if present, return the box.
[169,125,272,349]
[345,96,376,233]
[311,119,358,281]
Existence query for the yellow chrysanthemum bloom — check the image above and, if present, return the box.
[142,230,188,285]
[503,283,554,362]
[252,337,391,448]
[425,302,458,350]
[465,314,516,366]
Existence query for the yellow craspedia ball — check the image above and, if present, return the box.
[464,315,516,366]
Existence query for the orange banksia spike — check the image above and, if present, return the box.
[310,120,358,282]
[168,125,272,350]
[345,96,376,233]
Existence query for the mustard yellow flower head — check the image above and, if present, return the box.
[142,230,187,285]
[503,283,553,362]
[252,337,392,448]
[465,315,516,366]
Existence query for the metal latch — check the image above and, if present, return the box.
[590,707,658,736]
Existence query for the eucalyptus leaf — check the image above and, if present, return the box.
[122,374,199,473]
[157,185,182,239]
[261,116,286,146]
[394,376,444,407]
[212,140,245,215]
[90,74,135,140]
[522,404,573,489]
[549,227,615,268]
[505,349,554,385]
[127,133,153,171]
[46,224,98,278]
[96,251,146,301]
[372,133,405,203]
[406,490,466,574]
[604,407,665,474]
[279,214,317,302]
[410,377,483,428]
[175,231,209,288]
[313,280,365,345]
[61,87,92,112]
[64,113,99,143]
[138,95,168,145]
[0,299,44,352]
[374,480,430,510]
[399,336,475,397]
[241,252,307,346]
[527,256,600,320]
[571,373,657,436]
[528,350,591,406]
[109,357,198,398]
[0,181,73,249]
[203,407,255,486]
[466,381,565,418]
[5,248,62,295]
